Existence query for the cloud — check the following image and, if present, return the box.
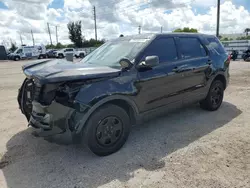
[0,0,250,48]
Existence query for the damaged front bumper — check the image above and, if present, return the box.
[29,101,74,132]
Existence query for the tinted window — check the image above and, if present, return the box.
[65,49,73,52]
[206,37,226,54]
[143,37,178,63]
[179,38,207,59]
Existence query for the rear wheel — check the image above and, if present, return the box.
[83,104,131,156]
[58,54,64,58]
[200,80,224,111]
[14,56,20,61]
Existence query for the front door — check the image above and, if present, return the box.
[135,36,188,113]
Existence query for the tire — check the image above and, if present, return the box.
[80,53,85,58]
[83,104,131,156]
[59,54,64,58]
[200,80,224,111]
[14,56,20,61]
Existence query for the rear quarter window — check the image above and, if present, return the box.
[206,37,226,55]
[179,37,207,59]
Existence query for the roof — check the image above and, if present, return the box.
[113,32,216,42]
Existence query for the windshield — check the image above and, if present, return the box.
[80,39,149,68]
[14,48,22,54]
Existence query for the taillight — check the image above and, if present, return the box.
[227,55,231,64]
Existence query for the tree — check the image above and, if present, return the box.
[56,42,66,49]
[221,37,229,41]
[244,28,250,36]
[9,42,17,52]
[173,27,198,33]
[67,21,83,48]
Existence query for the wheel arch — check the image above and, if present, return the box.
[75,95,139,134]
[213,74,227,90]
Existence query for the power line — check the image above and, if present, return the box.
[31,29,35,46]
[216,0,220,37]
[47,23,53,45]
[55,25,59,44]
[93,6,97,40]
[19,33,23,45]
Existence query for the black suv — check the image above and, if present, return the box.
[18,33,230,156]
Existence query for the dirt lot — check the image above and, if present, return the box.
[0,60,249,188]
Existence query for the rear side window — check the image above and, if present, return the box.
[142,37,178,63]
[179,37,207,59]
[206,37,226,54]
[65,49,74,52]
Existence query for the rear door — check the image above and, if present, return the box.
[136,36,196,113]
[176,36,211,104]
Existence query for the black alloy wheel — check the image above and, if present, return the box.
[200,80,224,111]
[96,116,123,146]
[83,104,131,156]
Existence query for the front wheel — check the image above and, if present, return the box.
[200,80,224,111]
[14,56,20,61]
[83,104,131,156]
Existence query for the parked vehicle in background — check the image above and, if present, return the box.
[55,48,86,58]
[17,33,230,156]
[46,49,57,58]
[74,49,86,58]
[0,45,7,60]
[242,49,250,61]
[230,50,238,61]
[8,45,46,61]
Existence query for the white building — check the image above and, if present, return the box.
[221,40,250,57]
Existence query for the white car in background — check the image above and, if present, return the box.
[55,48,86,58]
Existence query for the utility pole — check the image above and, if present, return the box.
[31,30,35,46]
[138,25,141,34]
[47,22,53,45]
[93,6,97,41]
[55,25,59,44]
[216,0,220,37]
[161,26,163,33]
[20,33,23,46]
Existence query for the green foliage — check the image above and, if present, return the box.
[82,38,105,47]
[67,21,83,48]
[46,44,56,49]
[244,28,250,36]
[173,27,198,33]
[236,36,250,40]
[9,42,17,52]
[56,42,66,49]
[220,37,234,41]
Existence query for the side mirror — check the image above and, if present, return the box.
[141,56,159,68]
[119,58,133,69]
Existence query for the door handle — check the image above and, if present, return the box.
[207,60,212,65]
[172,67,179,72]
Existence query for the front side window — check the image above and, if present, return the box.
[179,37,207,59]
[142,37,178,63]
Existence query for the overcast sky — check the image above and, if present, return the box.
[0,0,250,47]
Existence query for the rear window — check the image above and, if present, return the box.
[179,37,207,59]
[206,37,226,54]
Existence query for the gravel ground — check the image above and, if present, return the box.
[0,60,249,188]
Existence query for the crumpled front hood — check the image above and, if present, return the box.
[22,59,121,84]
